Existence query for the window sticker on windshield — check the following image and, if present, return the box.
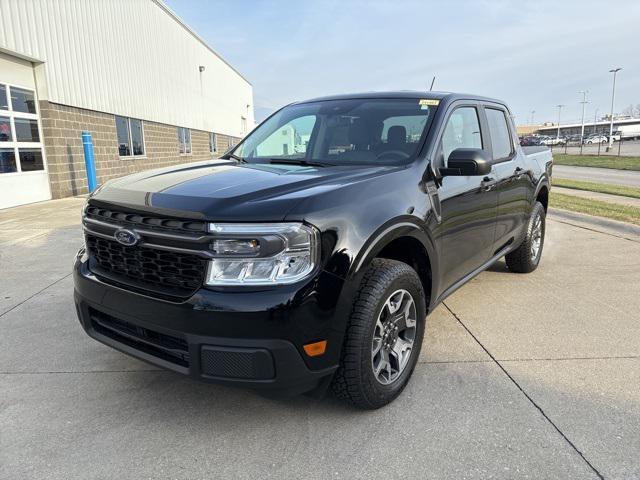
[419,99,439,109]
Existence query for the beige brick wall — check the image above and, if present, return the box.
[39,101,241,199]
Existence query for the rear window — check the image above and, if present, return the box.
[485,108,513,161]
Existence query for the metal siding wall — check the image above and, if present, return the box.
[0,0,254,137]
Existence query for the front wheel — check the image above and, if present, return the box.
[331,259,426,409]
[505,201,546,273]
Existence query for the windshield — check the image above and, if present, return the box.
[232,98,437,166]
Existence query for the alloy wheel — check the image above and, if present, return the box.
[371,289,417,385]
[530,213,543,260]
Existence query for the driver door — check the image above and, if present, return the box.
[435,104,498,295]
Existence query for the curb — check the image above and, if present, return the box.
[548,208,640,242]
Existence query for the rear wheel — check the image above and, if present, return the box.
[505,201,546,273]
[331,259,426,409]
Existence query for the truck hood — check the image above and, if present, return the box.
[90,159,397,221]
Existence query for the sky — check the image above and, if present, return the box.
[165,0,639,126]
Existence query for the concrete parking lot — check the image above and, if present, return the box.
[1,197,639,480]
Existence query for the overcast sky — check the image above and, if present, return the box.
[165,0,639,125]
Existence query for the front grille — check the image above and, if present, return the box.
[85,206,206,234]
[86,234,206,299]
[90,308,190,368]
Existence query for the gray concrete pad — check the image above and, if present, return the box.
[420,304,489,364]
[1,197,639,479]
[444,219,640,360]
[0,276,154,374]
[0,363,597,480]
[0,197,85,315]
[505,358,640,480]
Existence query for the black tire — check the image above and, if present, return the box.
[331,258,426,409]
[505,201,546,273]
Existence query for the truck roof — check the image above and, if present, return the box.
[295,90,506,107]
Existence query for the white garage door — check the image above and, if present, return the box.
[0,56,51,210]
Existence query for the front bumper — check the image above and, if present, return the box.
[74,249,345,394]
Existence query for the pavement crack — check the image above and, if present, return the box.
[417,355,639,365]
[443,302,605,480]
[0,273,72,318]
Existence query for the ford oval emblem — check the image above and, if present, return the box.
[114,228,139,246]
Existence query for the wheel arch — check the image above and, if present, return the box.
[351,220,438,312]
[534,179,550,212]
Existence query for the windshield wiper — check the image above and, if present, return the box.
[268,158,335,167]
[225,153,248,164]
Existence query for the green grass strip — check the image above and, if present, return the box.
[553,154,640,171]
[550,193,640,226]
[553,178,640,200]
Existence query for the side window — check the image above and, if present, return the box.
[485,108,513,161]
[441,107,482,162]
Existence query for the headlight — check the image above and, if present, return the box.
[205,223,319,286]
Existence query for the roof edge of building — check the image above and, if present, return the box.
[152,0,251,87]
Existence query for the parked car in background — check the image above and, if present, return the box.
[540,136,565,146]
[520,135,541,146]
[585,134,608,144]
[607,131,621,142]
[566,134,582,144]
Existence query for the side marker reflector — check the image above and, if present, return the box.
[303,340,327,357]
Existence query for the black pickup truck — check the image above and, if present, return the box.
[74,92,552,409]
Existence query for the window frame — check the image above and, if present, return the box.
[481,105,516,164]
[115,115,146,158]
[178,127,192,155]
[0,81,46,176]
[436,103,487,168]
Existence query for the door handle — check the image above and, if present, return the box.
[514,166,525,179]
[481,176,497,191]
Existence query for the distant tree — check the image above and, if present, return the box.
[622,104,640,118]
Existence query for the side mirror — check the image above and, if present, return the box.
[440,148,492,176]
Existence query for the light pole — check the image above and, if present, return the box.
[530,110,536,125]
[593,108,599,135]
[607,67,622,151]
[579,91,589,145]
[556,104,564,140]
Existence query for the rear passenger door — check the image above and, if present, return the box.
[482,105,530,250]
[435,104,498,294]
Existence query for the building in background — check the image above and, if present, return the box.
[517,119,640,139]
[0,0,254,209]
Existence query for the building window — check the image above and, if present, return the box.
[130,119,144,155]
[178,127,191,154]
[0,83,45,174]
[209,132,217,153]
[10,87,37,114]
[14,118,40,142]
[0,116,12,141]
[0,148,17,173]
[115,116,145,157]
[0,85,8,111]
[18,148,44,171]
